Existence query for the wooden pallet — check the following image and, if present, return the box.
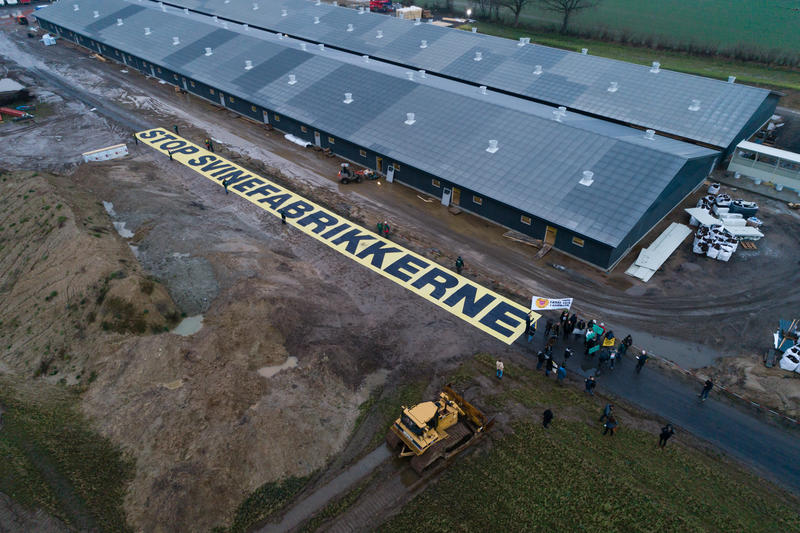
[740,241,757,250]
[503,230,542,249]
[535,244,552,260]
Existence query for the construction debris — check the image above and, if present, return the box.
[625,223,692,282]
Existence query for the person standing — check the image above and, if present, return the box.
[544,351,553,377]
[544,318,553,338]
[496,360,504,379]
[376,221,384,235]
[602,415,617,436]
[620,335,633,356]
[563,348,573,366]
[205,138,214,152]
[527,320,536,343]
[542,409,554,428]
[536,350,545,370]
[551,322,561,340]
[559,310,569,329]
[556,363,566,385]
[584,376,596,395]
[609,350,617,371]
[635,350,649,373]
[222,179,229,194]
[455,255,464,274]
[382,221,391,239]
[173,124,180,134]
[659,424,675,448]
[574,318,585,340]
[599,403,614,423]
[699,379,713,401]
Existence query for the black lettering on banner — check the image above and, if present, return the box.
[247,184,280,197]
[139,130,161,139]
[259,193,291,210]
[479,301,528,337]
[151,132,176,143]
[385,254,430,283]
[232,178,263,192]
[188,154,216,166]
[321,223,350,240]
[160,140,186,151]
[331,229,375,255]
[218,169,253,185]
[356,241,402,269]
[201,160,232,173]
[443,285,496,317]
[172,145,199,156]
[296,211,340,234]
[411,267,459,300]
[282,200,314,219]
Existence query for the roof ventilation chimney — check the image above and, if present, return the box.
[579,170,594,186]
[471,27,478,33]
[418,69,427,78]
[300,43,307,51]
[405,113,416,125]
[243,24,249,30]
[359,6,365,14]
[252,3,259,11]
[474,51,482,61]
[362,54,369,63]
[728,75,736,83]
[172,36,180,45]
[581,48,588,54]
[281,9,288,16]
[245,60,254,70]
[533,65,543,75]
[116,18,123,26]
[159,2,165,12]
[225,0,230,3]
[414,17,421,25]
[315,0,321,5]
[376,30,383,38]
[184,8,189,14]
[343,92,353,104]
[204,47,213,56]
[486,139,499,153]
[553,106,566,122]
[347,23,354,32]
[277,33,284,40]
[144,27,151,36]
[288,74,297,85]
[93,10,99,18]
[333,1,338,5]
[518,37,530,46]
[406,71,415,81]
[420,40,428,48]
[314,16,320,24]
[318,43,325,51]
[212,15,218,23]
[73,4,79,12]
[222,21,228,29]
[644,129,655,140]
[688,99,701,112]
[607,81,618,93]
[479,85,487,95]
[650,61,660,73]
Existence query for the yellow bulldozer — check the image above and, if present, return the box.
[385,385,491,473]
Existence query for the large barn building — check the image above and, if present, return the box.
[38,0,750,270]
[155,0,778,155]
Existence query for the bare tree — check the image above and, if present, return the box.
[500,0,531,27]
[537,0,600,34]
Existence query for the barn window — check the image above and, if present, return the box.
[394,164,400,172]
[301,126,308,133]
[157,67,162,73]
[572,237,585,247]
[173,74,178,80]
[359,149,367,157]
[251,105,257,112]
[520,215,532,225]
[473,195,483,205]
[432,179,441,187]
[209,88,214,95]
[228,96,235,103]
[274,114,281,122]
[190,81,196,87]
[328,137,335,144]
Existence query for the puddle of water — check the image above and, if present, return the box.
[102,200,116,216]
[113,221,134,238]
[172,315,203,336]
[258,356,298,378]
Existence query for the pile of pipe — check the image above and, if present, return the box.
[693,224,738,261]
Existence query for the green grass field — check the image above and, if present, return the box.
[453,0,800,55]
[380,354,800,532]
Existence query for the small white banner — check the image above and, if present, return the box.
[531,296,573,311]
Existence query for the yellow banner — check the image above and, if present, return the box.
[135,128,536,344]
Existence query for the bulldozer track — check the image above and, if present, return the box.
[409,421,473,474]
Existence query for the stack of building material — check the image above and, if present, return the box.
[779,345,800,373]
[625,222,692,282]
[396,6,422,19]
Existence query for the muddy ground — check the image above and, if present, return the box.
[0,16,799,531]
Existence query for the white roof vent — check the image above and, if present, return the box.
[414,17,422,25]
[405,113,416,125]
[184,8,189,14]
[222,21,228,29]
[172,36,180,45]
[144,27,151,36]
[343,92,353,104]
[315,0,321,5]
[650,61,661,73]
[486,140,499,154]
[420,40,428,49]
[318,43,325,51]
[418,69,427,79]
[212,15,218,23]
[552,106,567,122]
[252,2,259,11]
[607,81,618,93]
[474,51,483,61]
[376,30,383,38]
[518,37,530,46]
[347,23,354,32]
[688,99,701,112]
[479,85,487,95]
[116,18,123,26]
[300,43,307,51]
[644,129,655,140]
[333,1,338,5]
[243,24,249,31]
[73,4,79,12]
[159,2,165,12]
[225,0,230,4]
[204,47,213,56]
[581,48,588,55]
[471,27,477,33]
[579,170,595,186]
[245,60,253,70]
[288,74,297,85]
[533,65,543,75]
[93,10,99,18]
[314,16,320,24]
[362,54,369,63]
[359,6,366,14]
[728,76,736,83]
[281,8,288,16]
[406,71,415,81]
[277,33,284,40]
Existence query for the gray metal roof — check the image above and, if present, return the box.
[157,0,774,149]
[37,0,718,248]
